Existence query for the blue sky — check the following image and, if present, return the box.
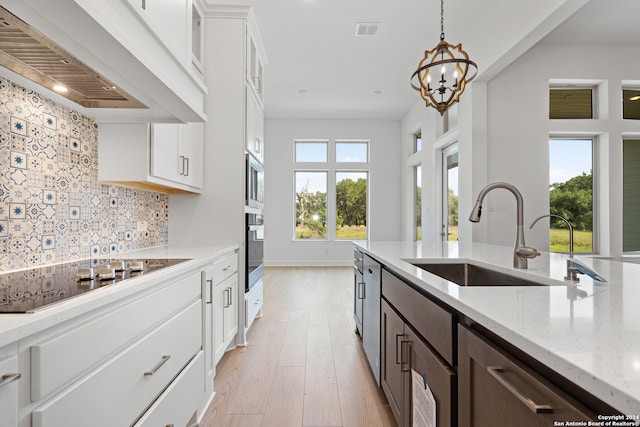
[549,139,592,184]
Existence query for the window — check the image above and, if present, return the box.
[336,141,368,162]
[294,140,369,241]
[623,139,640,252]
[549,88,593,119]
[414,131,422,153]
[415,165,422,240]
[622,89,640,120]
[295,171,327,239]
[442,145,458,241]
[336,172,367,239]
[295,141,327,162]
[549,138,594,252]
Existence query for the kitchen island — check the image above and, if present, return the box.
[356,241,640,417]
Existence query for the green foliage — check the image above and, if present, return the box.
[549,171,593,231]
[550,229,593,253]
[448,188,458,226]
[335,178,367,228]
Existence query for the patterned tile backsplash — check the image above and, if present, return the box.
[0,76,168,272]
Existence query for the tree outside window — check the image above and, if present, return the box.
[336,172,367,239]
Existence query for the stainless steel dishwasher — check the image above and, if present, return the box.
[362,253,381,386]
[354,248,364,337]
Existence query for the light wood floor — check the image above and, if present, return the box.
[201,267,396,427]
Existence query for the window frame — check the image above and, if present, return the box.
[548,136,598,254]
[293,139,370,242]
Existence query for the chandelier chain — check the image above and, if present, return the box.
[440,0,445,40]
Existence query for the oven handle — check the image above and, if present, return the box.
[248,225,264,231]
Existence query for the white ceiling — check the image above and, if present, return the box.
[232,0,640,120]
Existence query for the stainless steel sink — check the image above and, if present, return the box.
[410,262,545,287]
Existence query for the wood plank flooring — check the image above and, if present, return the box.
[201,267,396,427]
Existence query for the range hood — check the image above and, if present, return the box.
[0,5,145,109]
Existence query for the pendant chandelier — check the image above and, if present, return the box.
[410,0,478,115]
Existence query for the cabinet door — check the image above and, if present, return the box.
[180,122,204,188]
[213,280,226,366]
[362,255,381,385]
[0,349,19,427]
[203,269,215,393]
[129,0,188,63]
[354,266,363,336]
[381,300,405,427]
[246,90,261,161]
[224,274,239,346]
[255,102,264,161]
[458,325,597,427]
[406,327,456,427]
[150,123,181,183]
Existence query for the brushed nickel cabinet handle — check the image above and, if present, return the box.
[184,157,189,177]
[144,355,171,376]
[179,155,185,175]
[206,279,213,304]
[487,366,553,414]
[227,287,233,307]
[223,265,232,271]
[223,288,230,308]
[395,333,407,365]
[400,340,411,372]
[0,373,21,388]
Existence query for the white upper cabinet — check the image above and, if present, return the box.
[247,28,266,105]
[1,0,206,122]
[99,122,204,193]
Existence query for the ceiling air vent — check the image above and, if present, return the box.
[0,6,146,109]
[355,22,379,37]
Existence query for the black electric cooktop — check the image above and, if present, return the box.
[0,258,190,314]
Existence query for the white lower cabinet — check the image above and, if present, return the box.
[32,301,202,427]
[134,351,204,427]
[202,251,239,402]
[245,279,263,331]
[0,343,19,427]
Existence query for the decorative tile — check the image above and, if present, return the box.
[43,113,57,130]
[9,203,26,219]
[43,190,56,204]
[69,206,80,220]
[10,150,27,169]
[0,77,169,271]
[10,116,27,136]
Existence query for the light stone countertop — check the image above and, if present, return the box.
[0,244,238,348]
[355,240,640,415]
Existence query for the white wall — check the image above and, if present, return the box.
[264,119,402,266]
[403,43,640,256]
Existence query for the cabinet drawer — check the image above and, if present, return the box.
[134,351,204,427]
[246,279,263,329]
[0,346,19,427]
[212,252,237,284]
[382,269,456,365]
[32,301,202,427]
[458,324,597,427]
[31,272,200,401]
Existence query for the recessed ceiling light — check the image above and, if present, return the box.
[299,89,308,95]
[53,84,68,93]
[355,22,379,37]
[372,90,382,96]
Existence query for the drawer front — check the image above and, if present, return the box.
[32,301,202,427]
[212,252,238,284]
[31,271,200,401]
[382,269,456,365]
[134,351,204,427]
[0,348,20,427]
[246,279,263,329]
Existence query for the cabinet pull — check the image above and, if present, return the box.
[0,373,21,388]
[487,366,553,414]
[222,265,232,271]
[144,355,171,376]
[255,137,261,153]
[368,268,373,275]
[141,0,146,10]
[227,286,233,307]
[360,282,366,299]
[400,340,411,372]
[184,156,189,176]
[223,288,230,308]
[395,333,407,364]
[357,282,364,299]
[179,155,185,175]
[206,279,213,304]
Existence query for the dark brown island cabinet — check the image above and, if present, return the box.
[354,252,622,427]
